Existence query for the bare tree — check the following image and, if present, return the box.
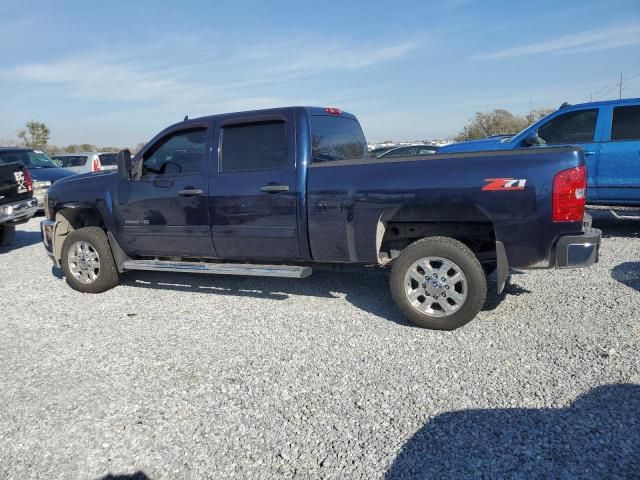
[456,107,556,141]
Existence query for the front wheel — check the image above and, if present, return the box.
[61,227,120,293]
[390,237,487,330]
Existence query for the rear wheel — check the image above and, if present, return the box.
[0,225,16,247]
[61,227,119,293]
[390,236,487,330]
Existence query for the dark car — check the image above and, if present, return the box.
[377,144,440,158]
[0,148,76,211]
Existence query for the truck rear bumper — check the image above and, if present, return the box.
[554,228,601,268]
[0,197,38,224]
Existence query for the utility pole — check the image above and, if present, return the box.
[618,72,623,99]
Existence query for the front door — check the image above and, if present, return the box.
[116,125,216,257]
[598,104,640,204]
[209,113,301,260]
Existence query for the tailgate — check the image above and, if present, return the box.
[0,162,31,205]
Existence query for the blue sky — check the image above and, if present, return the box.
[1,0,639,146]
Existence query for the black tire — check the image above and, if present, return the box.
[390,236,487,330]
[61,227,119,293]
[0,225,16,247]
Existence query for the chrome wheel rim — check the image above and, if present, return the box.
[68,240,100,284]
[404,256,468,317]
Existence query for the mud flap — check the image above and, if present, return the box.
[496,241,508,294]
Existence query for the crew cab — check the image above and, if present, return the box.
[440,98,640,217]
[0,161,38,246]
[41,107,600,330]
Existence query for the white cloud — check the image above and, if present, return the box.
[474,23,640,60]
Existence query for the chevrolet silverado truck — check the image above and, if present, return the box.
[440,98,640,219]
[41,107,601,330]
[0,161,38,246]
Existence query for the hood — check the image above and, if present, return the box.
[439,137,512,153]
[29,167,77,183]
[52,169,115,186]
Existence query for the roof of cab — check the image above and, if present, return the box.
[559,97,640,110]
[180,106,358,126]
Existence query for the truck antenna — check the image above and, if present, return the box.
[184,115,189,121]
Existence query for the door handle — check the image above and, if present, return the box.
[178,188,203,196]
[260,184,289,193]
[584,151,596,156]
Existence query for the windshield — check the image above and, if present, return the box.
[0,150,58,168]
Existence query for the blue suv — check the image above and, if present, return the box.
[440,98,640,209]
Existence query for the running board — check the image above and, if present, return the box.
[122,259,312,278]
[588,205,640,221]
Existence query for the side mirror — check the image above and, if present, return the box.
[117,149,132,179]
[524,131,541,147]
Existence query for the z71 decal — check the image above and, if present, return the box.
[482,178,527,191]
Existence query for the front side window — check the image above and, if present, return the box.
[220,120,287,172]
[310,116,367,162]
[538,109,598,144]
[141,128,206,177]
[611,105,640,141]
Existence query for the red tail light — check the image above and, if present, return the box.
[92,157,101,172]
[325,107,342,115]
[553,166,586,222]
[22,167,33,192]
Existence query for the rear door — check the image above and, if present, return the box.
[209,111,300,260]
[597,104,640,204]
[536,107,604,200]
[116,123,215,257]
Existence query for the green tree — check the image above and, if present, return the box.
[17,121,50,149]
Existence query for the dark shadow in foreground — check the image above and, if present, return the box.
[386,384,640,479]
[97,472,150,480]
[612,262,640,293]
[0,230,42,252]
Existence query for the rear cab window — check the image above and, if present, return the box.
[53,156,88,167]
[99,153,118,166]
[310,115,367,163]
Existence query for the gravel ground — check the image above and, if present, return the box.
[1,213,639,479]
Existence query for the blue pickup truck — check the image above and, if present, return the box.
[440,98,640,215]
[41,107,600,330]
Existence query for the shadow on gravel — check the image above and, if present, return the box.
[97,472,150,480]
[119,267,521,327]
[386,384,640,479]
[482,274,531,312]
[612,262,640,292]
[0,230,41,253]
[589,210,640,239]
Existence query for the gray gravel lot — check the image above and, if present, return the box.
[1,213,639,479]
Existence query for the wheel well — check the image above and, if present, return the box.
[51,208,106,263]
[378,221,497,266]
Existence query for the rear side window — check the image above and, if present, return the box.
[611,106,640,141]
[54,156,87,167]
[220,120,287,172]
[310,116,367,162]
[538,109,598,144]
[99,153,118,166]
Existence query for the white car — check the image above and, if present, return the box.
[51,152,118,174]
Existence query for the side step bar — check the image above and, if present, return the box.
[588,205,640,221]
[122,259,312,279]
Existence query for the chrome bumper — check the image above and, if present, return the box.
[0,197,38,224]
[555,228,601,268]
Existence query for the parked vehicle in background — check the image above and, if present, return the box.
[378,144,440,158]
[0,161,38,246]
[0,148,76,211]
[440,98,640,215]
[368,146,396,156]
[42,106,600,330]
[51,152,118,174]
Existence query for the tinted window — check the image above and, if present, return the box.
[419,146,439,155]
[99,153,118,166]
[53,156,88,167]
[220,121,287,172]
[310,116,367,162]
[142,128,206,176]
[612,106,640,141]
[538,109,598,144]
